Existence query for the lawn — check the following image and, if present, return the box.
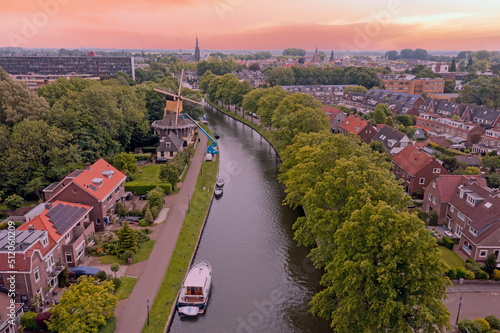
[115,276,138,300]
[133,239,156,264]
[98,255,126,265]
[142,155,218,333]
[135,164,161,182]
[438,246,465,269]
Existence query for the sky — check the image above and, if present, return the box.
[2,0,500,51]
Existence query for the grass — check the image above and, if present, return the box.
[133,239,156,264]
[438,246,465,269]
[142,157,218,333]
[135,164,161,182]
[98,255,126,264]
[98,316,117,333]
[115,276,138,300]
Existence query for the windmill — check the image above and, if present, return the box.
[154,69,203,126]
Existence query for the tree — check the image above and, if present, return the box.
[343,85,367,94]
[48,276,117,333]
[117,222,138,254]
[230,80,252,109]
[484,254,498,276]
[266,67,295,86]
[440,155,460,173]
[216,74,240,107]
[414,48,429,60]
[248,63,260,71]
[311,202,450,332]
[485,173,500,189]
[4,194,23,210]
[400,48,415,59]
[113,153,139,181]
[475,50,492,62]
[241,88,265,115]
[159,163,180,188]
[198,70,217,94]
[450,58,457,72]
[483,156,500,173]
[385,116,394,127]
[463,166,481,175]
[147,186,165,209]
[373,104,388,124]
[330,50,334,61]
[370,140,386,154]
[283,48,306,57]
[110,263,120,278]
[444,79,456,93]
[144,208,153,223]
[385,50,399,60]
[256,86,289,127]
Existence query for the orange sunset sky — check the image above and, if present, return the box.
[2,0,500,51]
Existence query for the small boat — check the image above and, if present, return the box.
[177,260,212,316]
[216,177,225,188]
[213,131,220,139]
[214,188,223,198]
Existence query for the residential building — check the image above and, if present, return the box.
[472,128,500,154]
[156,132,185,163]
[43,159,127,232]
[343,91,365,107]
[338,114,378,144]
[0,293,23,333]
[392,145,449,197]
[431,63,449,73]
[367,89,425,107]
[0,201,93,306]
[379,74,445,95]
[424,136,450,149]
[416,113,484,148]
[0,55,135,80]
[379,100,419,117]
[281,85,348,105]
[233,70,266,88]
[8,73,100,90]
[322,106,346,133]
[371,125,412,155]
[463,106,500,130]
[455,155,482,168]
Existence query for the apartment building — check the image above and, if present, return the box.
[379,74,445,95]
[281,85,349,105]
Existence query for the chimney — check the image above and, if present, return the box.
[45,202,52,210]
[431,156,437,161]
[85,163,91,171]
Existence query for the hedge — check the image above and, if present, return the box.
[442,236,454,250]
[142,146,159,154]
[125,182,172,195]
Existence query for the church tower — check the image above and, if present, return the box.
[311,45,320,63]
[194,34,200,62]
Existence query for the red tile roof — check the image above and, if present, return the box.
[392,145,438,176]
[71,159,126,201]
[425,136,450,149]
[322,105,341,116]
[339,114,370,135]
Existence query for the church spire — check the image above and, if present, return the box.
[194,34,200,62]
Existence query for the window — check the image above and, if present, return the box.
[407,174,411,182]
[450,205,455,212]
[41,236,48,247]
[457,211,465,221]
[34,267,40,283]
[115,186,120,194]
[432,197,436,204]
[65,233,70,243]
[433,168,441,174]
[419,178,425,184]
[432,182,436,188]
[428,193,432,200]
[466,195,475,206]
[66,253,73,263]
[96,218,101,225]
[479,250,487,257]
[455,225,462,237]
[469,226,477,236]
[107,194,112,203]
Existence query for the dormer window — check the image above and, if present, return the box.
[92,178,103,186]
[466,195,475,206]
[469,226,477,236]
[41,236,49,247]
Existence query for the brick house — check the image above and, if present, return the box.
[366,89,426,108]
[343,92,365,108]
[0,201,93,306]
[392,145,449,197]
[322,106,346,133]
[338,114,378,144]
[472,128,500,154]
[43,159,127,232]
[371,125,412,155]
[0,292,23,333]
[156,132,185,163]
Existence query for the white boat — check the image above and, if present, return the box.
[216,177,225,188]
[177,260,212,315]
[214,188,223,198]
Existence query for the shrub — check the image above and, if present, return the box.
[134,230,150,245]
[474,318,490,332]
[445,268,457,279]
[134,153,151,161]
[466,258,475,264]
[442,236,454,250]
[112,277,122,292]
[466,270,475,280]
[35,311,52,330]
[144,208,153,223]
[477,271,489,281]
[138,219,149,227]
[21,311,39,330]
[119,250,135,261]
[465,261,483,277]
[486,315,500,330]
[110,263,120,278]
[94,270,108,282]
[458,319,481,333]
[484,254,498,276]
[151,206,160,219]
[492,269,500,281]
[456,267,468,279]
[124,182,172,195]
[4,194,24,210]
[58,266,69,287]
[428,210,438,226]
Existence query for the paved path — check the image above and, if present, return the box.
[116,134,208,333]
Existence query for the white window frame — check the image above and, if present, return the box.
[450,205,455,212]
[457,211,465,221]
[433,168,441,174]
[66,252,73,264]
[479,250,487,257]
[419,178,425,184]
[34,267,40,283]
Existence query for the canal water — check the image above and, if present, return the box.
[168,106,331,333]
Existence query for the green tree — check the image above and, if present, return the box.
[144,208,153,223]
[330,50,334,61]
[266,67,295,86]
[440,155,460,173]
[483,155,500,173]
[283,48,307,57]
[113,153,139,181]
[147,186,165,209]
[475,50,492,62]
[110,263,120,278]
[159,163,180,188]
[373,104,388,124]
[450,58,457,72]
[4,194,23,210]
[385,116,394,127]
[242,88,265,115]
[463,166,481,175]
[444,79,456,93]
[385,50,399,60]
[311,202,450,332]
[48,276,117,333]
[343,85,367,94]
[370,140,386,154]
[198,70,217,94]
[230,80,252,109]
[485,173,500,189]
[216,74,240,107]
[117,222,138,254]
[256,86,289,127]
[484,254,498,276]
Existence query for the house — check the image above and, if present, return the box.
[472,129,500,154]
[370,125,412,155]
[392,145,449,197]
[416,113,484,148]
[156,133,185,163]
[0,292,23,333]
[424,136,450,149]
[367,89,426,108]
[281,85,348,105]
[379,100,420,117]
[338,114,378,144]
[322,106,346,133]
[455,155,482,168]
[343,92,365,108]
[464,106,500,130]
[413,127,427,140]
[0,201,93,306]
[425,176,500,263]
[43,159,127,232]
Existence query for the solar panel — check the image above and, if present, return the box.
[47,204,88,235]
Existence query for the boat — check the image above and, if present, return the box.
[213,131,220,139]
[214,187,223,198]
[216,177,225,188]
[177,260,212,316]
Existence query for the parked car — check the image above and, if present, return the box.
[139,194,147,200]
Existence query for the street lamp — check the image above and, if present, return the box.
[455,296,463,326]
[147,299,150,326]
[188,195,191,213]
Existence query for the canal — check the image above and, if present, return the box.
[168,105,331,333]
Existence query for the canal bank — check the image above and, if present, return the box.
[168,103,331,333]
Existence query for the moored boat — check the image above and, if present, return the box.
[213,131,220,139]
[214,188,223,198]
[216,177,225,188]
[177,260,212,316]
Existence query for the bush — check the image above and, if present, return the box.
[0,221,23,230]
[484,254,498,276]
[442,236,454,250]
[35,311,52,330]
[477,271,489,281]
[492,269,500,281]
[111,277,122,292]
[95,270,107,282]
[151,206,160,219]
[474,318,490,332]
[134,153,151,161]
[119,250,135,261]
[428,210,438,226]
[138,219,149,227]
[21,311,39,330]
[456,267,468,279]
[124,182,172,195]
[4,194,24,210]
[458,319,481,333]
[466,270,475,280]
[446,268,457,279]
[144,208,153,223]
[465,261,483,277]
[134,229,150,245]
[486,315,500,330]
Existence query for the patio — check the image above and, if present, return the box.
[426,225,455,239]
